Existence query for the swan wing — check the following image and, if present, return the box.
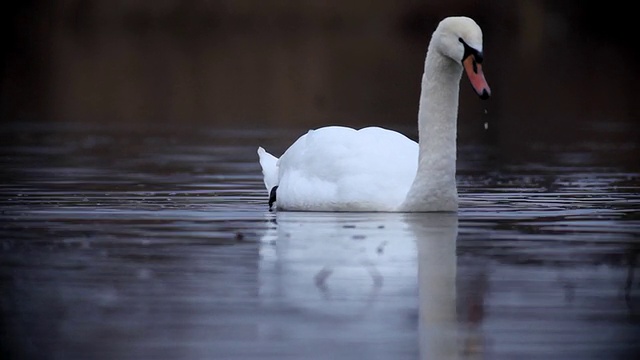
[276,126,418,211]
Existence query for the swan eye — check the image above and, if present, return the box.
[458,37,482,63]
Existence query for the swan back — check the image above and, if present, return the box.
[276,127,419,211]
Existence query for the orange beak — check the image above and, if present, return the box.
[463,55,491,100]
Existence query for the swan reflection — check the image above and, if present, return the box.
[259,212,473,359]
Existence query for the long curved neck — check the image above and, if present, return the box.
[401,47,462,212]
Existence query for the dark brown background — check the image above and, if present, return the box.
[2,1,638,162]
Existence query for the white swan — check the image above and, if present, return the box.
[258,16,490,212]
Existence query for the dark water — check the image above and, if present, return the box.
[1,122,639,360]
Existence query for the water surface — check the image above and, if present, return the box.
[1,122,639,359]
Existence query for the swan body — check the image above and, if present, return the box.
[258,17,490,212]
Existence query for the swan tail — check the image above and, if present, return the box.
[257,147,279,192]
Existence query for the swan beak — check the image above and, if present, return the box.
[463,55,491,100]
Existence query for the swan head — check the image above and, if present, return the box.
[432,16,491,99]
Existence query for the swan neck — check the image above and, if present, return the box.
[401,49,462,211]
[418,52,461,147]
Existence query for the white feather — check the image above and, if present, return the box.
[257,147,278,191]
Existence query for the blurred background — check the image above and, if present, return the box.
[1,4,639,359]
[1,0,638,164]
